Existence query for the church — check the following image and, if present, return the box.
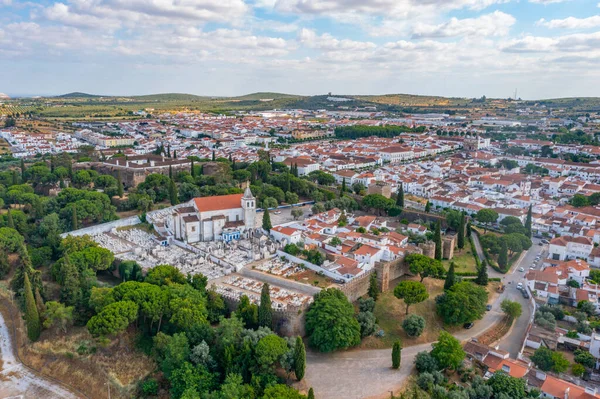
[166,187,256,243]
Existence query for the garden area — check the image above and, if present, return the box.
[441,246,478,274]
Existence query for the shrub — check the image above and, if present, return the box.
[415,351,439,373]
[140,378,159,396]
[402,314,426,337]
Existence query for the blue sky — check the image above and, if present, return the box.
[1,0,600,99]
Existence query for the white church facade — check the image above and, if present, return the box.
[165,187,256,243]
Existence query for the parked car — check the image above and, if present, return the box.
[522,290,530,299]
[463,322,474,329]
[486,304,492,311]
[518,267,525,272]
[517,282,523,290]
[539,242,544,246]
[274,210,282,215]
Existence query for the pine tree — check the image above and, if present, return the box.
[396,185,404,208]
[7,209,14,229]
[368,272,379,300]
[262,208,272,233]
[117,171,124,198]
[294,336,306,381]
[71,205,78,231]
[425,201,431,213]
[498,240,508,270]
[191,159,195,177]
[169,179,179,206]
[434,221,442,261]
[476,260,489,286]
[258,283,272,328]
[24,273,41,341]
[444,262,456,290]
[341,178,346,197]
[525,205,532,237]
[392,340,402,369]
[308,388,315,399]
[457,214,465,249]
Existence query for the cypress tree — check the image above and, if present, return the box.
[368,272,379,300]
[476,260,489,286]
[444,262,456,290]
[258,283,272,328]
[308,388,315,399]
[0,251,9,279]
[262,208,272,233]
[12,169,18,186]
[169,165,173,179]
[71,205,78,231]
[425,201,431,213]
[498,240,508,270]
[232,157,236,171]
[173,150,177,159]
[20,159,25,180]
[434,221,442,261]
[169,179,179,206]
[525,205,533,237]
[457,214,465,249]
[396,185,404,208]
[294,336,306,381]
[24,273,41,341]
[229,153,233,164]
[212,151,216,161]
[167,146,171,157]
[392,340,402,369]
[7,209,14,229]
[67,160,73,178]
[35,288,46,316]
[117,171,124,198]
[341,178,346,197]
[466,221,472,237]
[50,156,55,172]
[191,159,195,177]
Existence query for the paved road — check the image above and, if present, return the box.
[494,238,545,357]
[471,233,504,278]
[239,268,321,296]
[0,307,80,399]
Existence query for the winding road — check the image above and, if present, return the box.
[0,306,80,399]
[304,238,542,398]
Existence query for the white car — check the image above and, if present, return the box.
[517,282,523,290]
[518,267,525,272]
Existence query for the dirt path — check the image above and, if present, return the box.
[0,305,81,399]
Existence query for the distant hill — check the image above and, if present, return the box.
[230,92,302,101]
[56,92,102,98]
[0,93,9,100]
[128,93,212,102]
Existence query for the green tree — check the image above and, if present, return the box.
[525,205,532,237]
[487,371,528,398]
[501,299,522,320]
[431,331,465,370]
[361,194,394,216]
[551,351,570,373]
[531,347,554,371]
[392,340,402,369]
[24,273,41,341]
[498,239,508,269]
[436,281,488,325]
[425,201,431,213]
[7,209,14,229]
[340,178,346,197]
[457,214,465,249]
[574,349,596,369]
[433,221,442,260]
[571,194,589,208]
[294,336,306,381]
[572,363,586,377]
[236,295,258,329]
[368,272,379,300]
[117,171,124,198]
[402,314,426,337]
[258,283,273,328]
[393,281,429,315]
[308,388,315,399]
[305,288,361,352]
[262,385,306,399]
[444,262,456,291]
[169,179,179,205]
[396,185,404,208]
[262,208,272,233]
[475,209,498,233]
[71,204,78,230]
[255,334,288,371]
[405,253,445,282]
[475,261,489,286]
[42,301,74,334]
[87,300,138,337]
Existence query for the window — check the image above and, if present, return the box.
[191,226,196,232]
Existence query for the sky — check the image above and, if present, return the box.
[1,0,600,99]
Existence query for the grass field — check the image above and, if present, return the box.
[442,247,478,273]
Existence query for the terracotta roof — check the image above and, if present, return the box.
[194,194,243,212]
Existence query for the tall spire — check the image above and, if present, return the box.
[243,183,254,199]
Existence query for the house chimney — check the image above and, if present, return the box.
[150,160,155,167]
[126,161,130,167]
[565,387,570,399]
[115,159,119,166]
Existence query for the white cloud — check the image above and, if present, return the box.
[412,11,515,38]
[502,31,600,53]
[537,15,600,29]
[529,0,570,3]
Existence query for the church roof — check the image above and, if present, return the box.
[194,194,243,212]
